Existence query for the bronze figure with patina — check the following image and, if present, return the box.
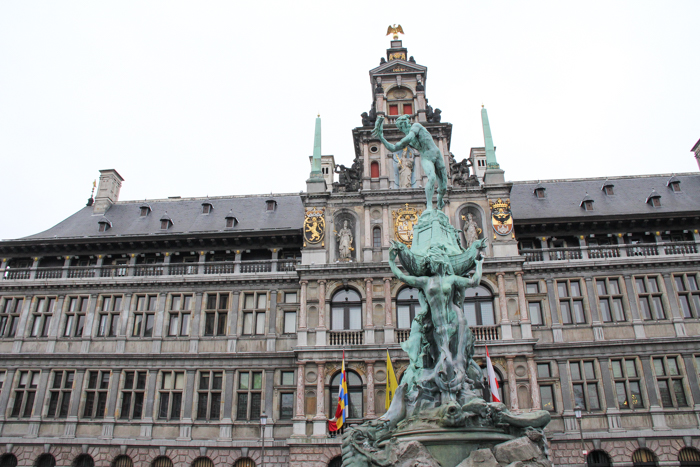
[373,115,448,210]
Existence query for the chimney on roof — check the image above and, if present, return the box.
[93,169,124,214]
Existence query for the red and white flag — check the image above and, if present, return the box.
[485,345,501,403]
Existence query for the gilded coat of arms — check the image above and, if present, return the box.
[392,204,423,246]
[489,198,514,237]
[304,207,325,247]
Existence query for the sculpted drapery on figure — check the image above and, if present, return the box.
[462,213,482,248]
[393,147,416,188]
[336,220,354,260]
[373,115,447,210]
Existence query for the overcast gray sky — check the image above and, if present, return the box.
[1,1,699,240]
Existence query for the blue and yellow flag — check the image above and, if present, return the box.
[328,351,349,432]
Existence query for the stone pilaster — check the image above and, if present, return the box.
[366,361,375,418]
[497,273,512,339]
[312,362,327,437]
[506,356,518,411]
[527,357,541,410]
[515,272,532,339]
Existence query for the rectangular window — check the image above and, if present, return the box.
[674,273,700,318]
[158,371,184,420]
[83,370,110,419]
[196,371,223,420]
[47,370,74,418]
[0,297,23,338]
[389,104,399,116]
[133,294,157,337]
[284,292,298,304]
[120,370,147,419]
[97,295,123,337]
[635,276,666,320]
[402,103,413,115]
[167,294,193,337]
[204,293,229,337]
[596,278,626,322]
[242,292,267,335]
[537,363,551,378]
[526,282,539,294]
[237,370,263,420]
[653,356,688,408]
[557,280,586,324]
[280,392,294,419]
[284,311,297,334]
[11,370,40,418]
[528,302,543,326]
[569,360,600,411]
[30,297,56,337]
[611,358,644,409]
[540,385,555,412]
[63,296,88,337]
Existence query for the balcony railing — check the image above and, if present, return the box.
[328,330,364,346]
[471,326,500,341]
[521,240,698,263]
[2,259,300,281]
[396,329,411,344]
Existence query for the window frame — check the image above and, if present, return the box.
[46,370,74,419]
[10,370,40,418]
[97,294,123,337]
[569,360,601,411]
[236,370,263,421]
[557,279,586,325]
[463,285,495,327]
[330,289,362,331]
[63,296,88,338]
[674,273,700,319]
[157,370,185,421]
[119,370,148,420]
[610,358,644,410]
[82,370,110,419]
[652,355,688,408]
[279,370,295,420]
[196,370,223,421]
[167,294,193,337]
[0,296,23,338]
[595,277,626,323]
[29,296,57,338]
[634,276,666,320]
[525,281,546,326]
[372,226,382,249]
[329,370,363,419]
[242,292,267,336]
[204,293,229,337]
[397,287,420,330]
[132,294,157,338]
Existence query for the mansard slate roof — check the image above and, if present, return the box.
[22,194,304,240]
[510,173,700,222]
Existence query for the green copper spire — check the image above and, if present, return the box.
[481,106,500,169]
[309,115,323,179]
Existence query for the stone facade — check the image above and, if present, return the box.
[0,39,699,467]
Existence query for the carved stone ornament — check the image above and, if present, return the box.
[489,198,514,237]
[392,204,423,246]
[303,207,325,246]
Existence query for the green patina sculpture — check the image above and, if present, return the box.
[373,115,447,210]
[342,114,551,467]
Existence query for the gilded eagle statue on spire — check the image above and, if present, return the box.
[386,24,404,40]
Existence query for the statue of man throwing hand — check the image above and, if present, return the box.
[373,114,448,210]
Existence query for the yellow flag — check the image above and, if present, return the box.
[385,350,399,411]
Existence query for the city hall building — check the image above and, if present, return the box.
[0,39,699,467]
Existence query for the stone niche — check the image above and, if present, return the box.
[459,205,485,250]
[333,212,357,262]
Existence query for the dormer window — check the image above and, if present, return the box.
[534,185,546,199]
[646,189,661,207]
[98,218,112,232]
[602,181,614,195]
[667,176,681,192]
[225,216,238,228]
[580,194,594,211]
[477,159,486,168]
[139,204,151,217]
[160,213,173,230]
[266,200,277,211]
[202,202,213,214]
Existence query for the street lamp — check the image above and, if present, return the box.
[574,405,586,465]
[260,411,268,467]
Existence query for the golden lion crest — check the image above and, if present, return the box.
[304,207,326,246]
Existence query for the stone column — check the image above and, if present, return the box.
[364,278,374,327]
[363,206,372,262]
[506,356,518,411]
[384,278,393,326]
[366,361,376,418]
[317,280,327,329]
[382,205,391,246]
[312,362,327,437]
[497,273,512,339]
[515,272,532,339]
[294,363,306,419]
[526,357,541,410]
[298,281,308,329]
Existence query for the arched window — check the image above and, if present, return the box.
[151,457,173,467]
[464,285,495,326]
[34,455,56,467]
[397,287,420,329]
[233,458,256,467]
[587,450,611,467]
[111,456,133,467]
[328,457,343,467]
[0,454,18,467]
[632,448,658,467]
[330,370,363,419]
[680,447,700,466]
[370,161,380,178]
[191,457,214,467]
[72,455,94,467]
[373,227,382,249]
[331,289,362,330]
